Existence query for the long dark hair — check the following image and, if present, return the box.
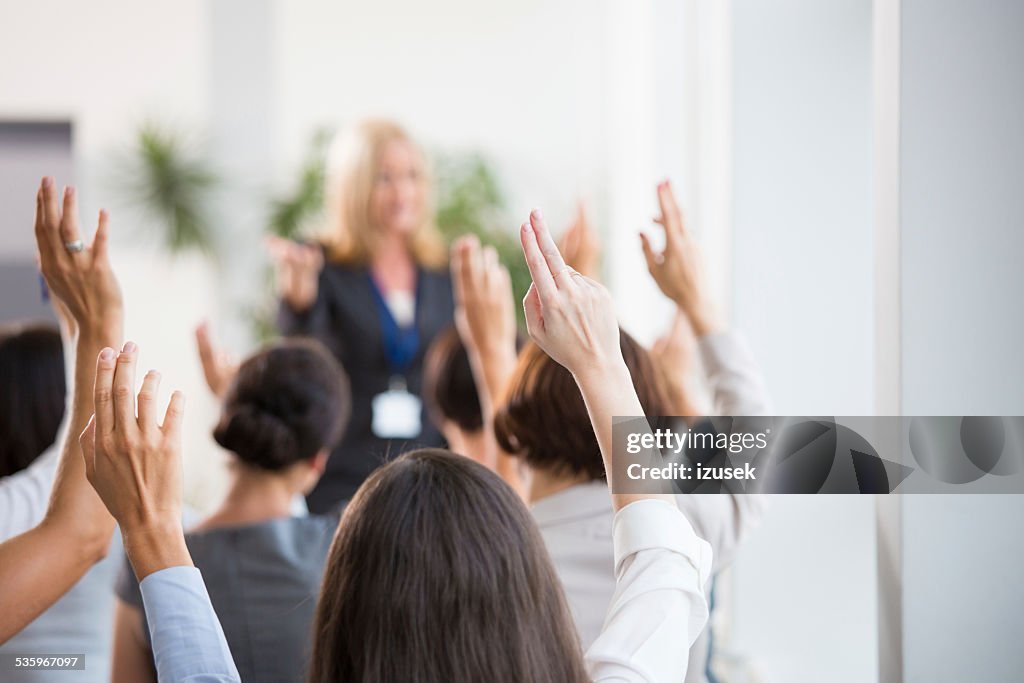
[309,449,588,683]
[0,323,66,477]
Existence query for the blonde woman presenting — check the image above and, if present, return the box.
[271,120,454,512]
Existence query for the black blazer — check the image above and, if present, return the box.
[278,261,454,512]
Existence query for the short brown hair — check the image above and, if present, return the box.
[493,329,670,481]
[310,449,588,683]
[422,326,483,433]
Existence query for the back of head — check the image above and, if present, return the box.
[494,328,669,480]
[213,339,350,471]
[422,325,484,433]
[310,449,588,683]
[0,323,66,477]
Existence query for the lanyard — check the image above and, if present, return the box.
[367,271,421,377]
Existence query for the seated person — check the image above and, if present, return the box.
[82,207,712,683]
[422,324,525,467]
[453,183,770,683]
[112,338,350,683]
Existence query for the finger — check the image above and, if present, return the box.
[161,391,186,440]
[309,245,324,270]
[657,181,686,241]
[465,237,485,299]
[528,208,569,282]
[137,370,162,432]
[457,236,480,305]
[34,186,51,251]
[90,210,110,263]
[59,186,83,251]
[195,321,217,370]
[481,245,498,289]
[41,176,61,236]
[520,220,557,302]
[497,264,513,300]
[113,341,139,434]
[94,347,117,438]
[522,283,544,339]
[639,232,659,272]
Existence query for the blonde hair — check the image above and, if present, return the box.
[321,119,447,268]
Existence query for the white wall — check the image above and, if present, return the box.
[0,0,677,508]
[899,0,1024,680]
[728,1,879,682]
[274,0,610,235]
[0,0,227,509]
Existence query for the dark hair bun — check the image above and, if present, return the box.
[214,404,301,470]
[212,339,350,471]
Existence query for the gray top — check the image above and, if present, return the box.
[116,514,338,683]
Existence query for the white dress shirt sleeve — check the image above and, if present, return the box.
[698,331,772,417]
[139,566,240,683]
[585,499,712,682]
[684,330,771,571]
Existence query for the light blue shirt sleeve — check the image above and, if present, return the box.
[139,566,241,682]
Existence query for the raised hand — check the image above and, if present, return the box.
[650,311,704,417]
[559,200,602,279]
[35,177,122,338]
[0,179,124,641]
[81,343,190,580]
[195,322,238,398]
[266,236,323,313]
[639,181,719,337]
[519,208,672,510]
[451,235,517,363]
[519,209,620,380]
[450,235,523,491]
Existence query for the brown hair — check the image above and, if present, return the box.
[422,326,483,432]
[309,449,588,683]
[321,119,447,268]
[422,325,526,434]
[0,323,65,477]
[494,329,670,480]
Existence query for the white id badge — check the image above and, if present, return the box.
[372,380,422,439]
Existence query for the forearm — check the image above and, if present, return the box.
[467,344,518,415]
[467,346,527,496]
[44,327,122,539]
[574,360,675,511]
[0,518,105,643]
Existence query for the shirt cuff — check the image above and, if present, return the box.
[140,566,240,682]
[697,330,742,369]
[612,499,713,587]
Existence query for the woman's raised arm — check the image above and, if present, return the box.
[0,177,123,643]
